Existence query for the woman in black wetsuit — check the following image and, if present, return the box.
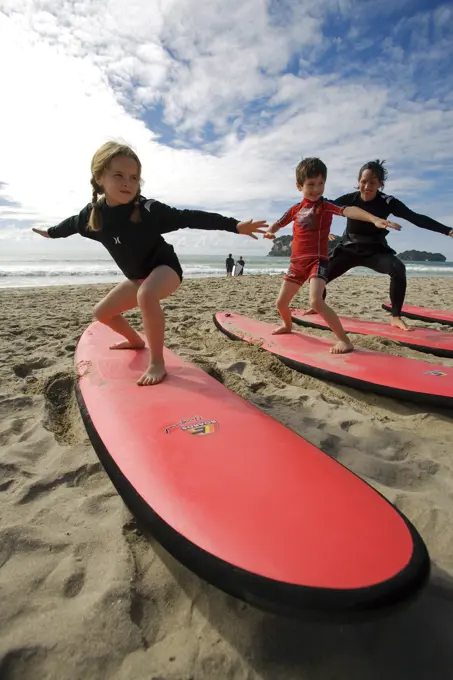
[305,160,453,330]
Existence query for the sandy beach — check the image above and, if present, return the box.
[1,273,453,680]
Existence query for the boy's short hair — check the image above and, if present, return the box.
[296,157,327,185]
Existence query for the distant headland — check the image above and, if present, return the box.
[397,250,446,262]
[267,237,446,262]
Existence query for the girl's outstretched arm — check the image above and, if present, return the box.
[32,228,51,238]
[236,219,268,240]
[32,204,92,239]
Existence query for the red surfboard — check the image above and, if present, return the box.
[214,312,453,408]
[383,303,453,327]
[291,310,453,358]
[75,322,429,619]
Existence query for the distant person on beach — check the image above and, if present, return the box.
[32,141,268,385]
[302,159,453,330]
[264,157,400,354]
[237,256,245,275]
[226,254,235,277]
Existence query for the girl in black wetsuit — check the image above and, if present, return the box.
[32,141,267,386]
[304,160,453,330]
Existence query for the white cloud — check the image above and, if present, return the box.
[0,0,452,259]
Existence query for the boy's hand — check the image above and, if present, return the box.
[448,229,453,238]
[236,219,268,240]
[32,228,50,238]
[374,219,401,231]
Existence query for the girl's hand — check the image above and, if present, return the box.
[374,219,401,231]
[263,230,276,240]
[32,228,50,238]
[328,233,337,241]
[236,219,268,240]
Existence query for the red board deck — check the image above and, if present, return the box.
[75,322,429,619]
[214,312,453,409]
[291,310,453,358]
[382,303,453,327]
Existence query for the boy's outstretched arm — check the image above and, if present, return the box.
[263,221,282,240]
[343,207,401,231]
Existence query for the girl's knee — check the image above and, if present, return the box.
[137,284,159,307]
[93,302,109,323]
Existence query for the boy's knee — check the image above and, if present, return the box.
[276,298,287,312]
[309,294,323,312]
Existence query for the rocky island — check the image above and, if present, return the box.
[267,234,342,256]
[397,250,446,262]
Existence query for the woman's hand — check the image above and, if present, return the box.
[374,219,401,231]
[32,228,50,238]
[236,219,268,240]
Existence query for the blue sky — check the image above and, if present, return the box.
[0,0,452,258]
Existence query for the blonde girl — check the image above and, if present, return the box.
[33,142,267,385]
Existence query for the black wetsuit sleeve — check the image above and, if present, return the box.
[331,193,357,207]
[389,198,451,236]
[47,204,91,238]
[145,199,239,235]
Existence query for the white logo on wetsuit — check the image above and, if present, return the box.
[296,205,317,230]
[113,237,121,244]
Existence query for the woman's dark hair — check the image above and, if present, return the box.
[358,159,388,187]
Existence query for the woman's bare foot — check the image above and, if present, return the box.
[391,317,411,331]
[272,325,292,335]
[137,363,167,386]
[330,340,353,354]
[110,339,145,350]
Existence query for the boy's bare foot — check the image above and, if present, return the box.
[330,340,353,354]
[110,339,146,350]
[390,317,411,331]
[137,363,167,386]
[272,325,292,335]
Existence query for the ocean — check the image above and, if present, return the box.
[1,253,453,288]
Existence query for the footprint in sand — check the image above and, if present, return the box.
[62,569,86,598]
[12,356,55,379]
[17,462,102,505]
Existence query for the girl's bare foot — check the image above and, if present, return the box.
[272,325,292,335]
[137,363,167,386]
[330,340,353,354]
[110,339,145,350]
[301,308,316,315]
[390,317,411,331]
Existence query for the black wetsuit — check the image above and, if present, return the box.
[48,197,239,281]
[226,256,234,273]
[327,191,452,316]
[237,258,245,275]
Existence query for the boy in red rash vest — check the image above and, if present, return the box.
[264,158,401,354]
